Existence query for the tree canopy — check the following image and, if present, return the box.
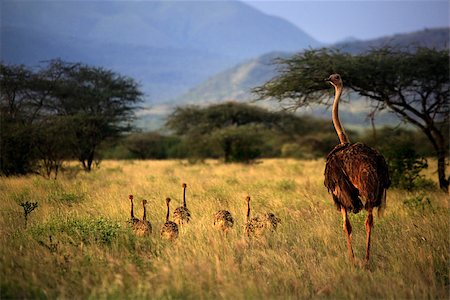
[165,102,336,163]
[1,60,143,176]
[166,102,278,135]
[254,47,449,191]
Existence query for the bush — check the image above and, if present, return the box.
[165,102,343,162]
[389,155,428,190]
[124,132,180,159]
[362,127,432,190]
[31,217,121,245]
[0,121,37,175]
[403,194,433,212]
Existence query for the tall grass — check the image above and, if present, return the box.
[1,159,448,299]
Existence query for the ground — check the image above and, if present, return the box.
[1,159,448,299]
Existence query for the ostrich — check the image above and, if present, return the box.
[127,195,140,225]
[160,197,179,240]
[324,74,390,263]
[213,210,234,232]
[173,183,191,225]
[133,199,152,237]
[244,196,280,236]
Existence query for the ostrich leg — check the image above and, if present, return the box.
[365,207,374,263]
[341,207,354,261]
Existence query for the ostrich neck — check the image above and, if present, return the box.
[332,86,350,144]
[130,199,135,219]
[143,204,147,221]
[166,203,170,222]
[183,187,187,208]
[246,201,250,223]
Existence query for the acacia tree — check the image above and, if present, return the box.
[254,47,449,192]
[44,60,143,171]
[124,132,179,159]
[209,125,264,163]
[0,60,143,175]
[34,116,75,179]
[166,102,274,162]
[0,64,39,175]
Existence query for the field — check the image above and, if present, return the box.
[1,159,448,299]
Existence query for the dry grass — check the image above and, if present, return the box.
[1,159,448,299]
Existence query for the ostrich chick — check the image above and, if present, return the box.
[127,194,140,225]
[244,196,281,236]
[133,199,152,237]
[213,210,234,232]
[173,183,191,225]
[161,197,179,240]
[244,196,263,236]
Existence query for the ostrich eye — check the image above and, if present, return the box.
[335,75,340,79]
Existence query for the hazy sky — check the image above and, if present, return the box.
[242,0,449,43]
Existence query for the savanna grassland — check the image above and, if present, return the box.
[1,159,448,299]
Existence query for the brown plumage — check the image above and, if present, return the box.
[324,74,390,264]
[173,183,191,225]
[244,196,280,236]
[133,199,152,237]
[160,197,179,240]
[127,194,140,225]
[213,210,234,232]
[260,213,281,231]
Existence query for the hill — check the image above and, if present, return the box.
[177,27,449,104]
[166,27,449,129]
[1,0,319,103]
[333,27,449,53]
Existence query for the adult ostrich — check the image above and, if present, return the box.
[324,74,390,263]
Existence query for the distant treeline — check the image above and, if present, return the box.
[103,123,437,163]
[101,102,440,190]
[1,59,445,191]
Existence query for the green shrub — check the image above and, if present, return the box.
[41,180,85,204]
[31,217,121,245]
[0,282,47,300]
[49,191,83,204]
[403,194,434,213]
[413,177,438,191]
[363,127,432,191]
[389,156,428,190]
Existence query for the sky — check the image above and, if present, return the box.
[242,0,449,43]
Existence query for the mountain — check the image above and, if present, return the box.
[332,27,449,54]
[174,51,290,104]
[177,27,450,104]
[0,0,320,103]
[164,27,449,129]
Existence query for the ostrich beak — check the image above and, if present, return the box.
[325,77,331,82]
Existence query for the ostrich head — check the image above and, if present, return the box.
[325,73,343,89]
[165,197,171,204]
[182,183,187,188]
[142,199,148,205]
[129,194,134,201]
[246,196,251,203]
